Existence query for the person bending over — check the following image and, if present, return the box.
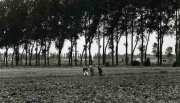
[83,66,89,76]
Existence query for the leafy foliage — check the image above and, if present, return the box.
[0,0,179,66]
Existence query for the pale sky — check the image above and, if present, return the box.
[57,33,176,56]
[0,33,175,56]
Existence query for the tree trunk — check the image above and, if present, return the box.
[125,32,128,65]
[29,42,35,66]
[160,35,163,65]
[15,44,19,66]
[98,29,101,66]
[11,50,14,66]
[44,41,47,66]
[5,47,8,66]
[176,9,180,66]
[160,36,164,65]
[58,49,62,66]
[141,33,144,65]
[140,13,144,65]
[69,37,73,66]
[38,45,43,66]
[58,41,61,66]
[175,8,178,64]
[20,48,25,66]
[159,11,163,65]
[111,32,114,66]
[132,35,139,64]
[102,34,105,65]
[115,41,119,65]
[85,36,87,66]
[145,32,151,61]
[3,51,6,66]
[104,38,110,65]
[47,41,51,66]
[125,21,128,65]
[35,43,38,66]
[157,31,160,65]
[131,20,134,65]
[115,32,121,66]
[25,42,28,66]
[74,40,78,66]
[80,47,85,65]
[89,41,92,65]
[57,37,64,66]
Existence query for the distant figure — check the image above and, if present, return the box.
[83,66,89,76]
[89,65,94,76]
[98,66,103,76]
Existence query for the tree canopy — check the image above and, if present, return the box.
[0,0,179,66]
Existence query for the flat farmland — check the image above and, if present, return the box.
[0,67,180,103]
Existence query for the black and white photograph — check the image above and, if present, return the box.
[0,0,180,102]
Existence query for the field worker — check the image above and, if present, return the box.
[98,66,103,76]
[89,65,94,76]
[83,66,89,76]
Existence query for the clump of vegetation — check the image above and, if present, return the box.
[144,58,151,66]
[132,61,141,66]
[159,71,168,74]
[105,62,110,67]
[173,61,177,67]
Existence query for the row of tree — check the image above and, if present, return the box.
[0,0,179,66]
